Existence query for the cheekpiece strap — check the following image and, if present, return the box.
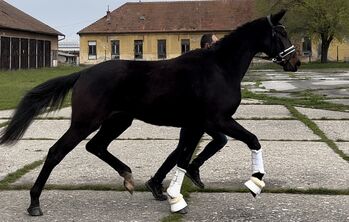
[267,15,274,27]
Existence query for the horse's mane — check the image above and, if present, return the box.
[211,17,267,53]
[173,17,267,61]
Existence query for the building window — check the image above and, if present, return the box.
[158,40,166,59]
[134,40,143,59]
[111,40,120,59]
[302,37,312,56]
[88,41,97,60]
[181,39,190,54]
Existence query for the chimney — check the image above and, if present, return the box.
[106,6,111,23]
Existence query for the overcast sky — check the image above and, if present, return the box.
[5,0,190,42]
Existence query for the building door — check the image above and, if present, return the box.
[44,41,51,67]
[134,40,143,59]
[29,39,37,68]
[158,40,166,59]
[20,38,29,69]
[1,36,10,70]
[11,38,20,70]
[37,40,44,68]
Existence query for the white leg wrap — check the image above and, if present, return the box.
[251,149,266,174]
[167,167,187,212]
[245,149,266,197]
[167,167,186,198]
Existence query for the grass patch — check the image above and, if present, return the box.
[0,159,45,189]
[288,73,296,78]
[189,187,349,195]
[287,106,349,162]
[7,184,348,196]
[161,214,183,222]
[0,121,8,128]
[0,66,84,110]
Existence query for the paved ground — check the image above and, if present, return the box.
[0,69,349,221]
[1,101,348,222]
[245,69,349,106]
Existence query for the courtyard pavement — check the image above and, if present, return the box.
[0,99,348,221]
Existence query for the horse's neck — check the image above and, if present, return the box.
[232,46,256,81]
[217,28,261,80]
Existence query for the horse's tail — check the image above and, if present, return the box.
[0,72,81,145]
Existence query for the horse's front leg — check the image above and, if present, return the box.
[212,117,266,197]
[166,129,204,214]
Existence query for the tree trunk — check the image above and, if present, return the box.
[320,34,333,63]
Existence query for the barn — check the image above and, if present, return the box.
[0,0,63,70]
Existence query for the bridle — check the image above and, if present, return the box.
[267,15,296,65]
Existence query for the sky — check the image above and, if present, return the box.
[5,0,190,42]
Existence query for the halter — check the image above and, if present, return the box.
[267,15,296,64]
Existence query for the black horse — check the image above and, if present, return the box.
[0,10,300,216]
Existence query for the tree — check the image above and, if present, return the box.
[257,0,349,63]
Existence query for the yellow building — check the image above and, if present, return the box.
[298,37,349,62]
[78,0,255,65]
[327,39,349,62]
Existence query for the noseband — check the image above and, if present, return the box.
[267,15,296,64]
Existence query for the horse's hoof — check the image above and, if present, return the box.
[173,206,188,214]
[168,194,188,213]
[27,206,43,216]
[244,177,265,198]
[123,172,135,194]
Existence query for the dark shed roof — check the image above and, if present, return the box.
[0,0,63,36]
[78,0,255,34]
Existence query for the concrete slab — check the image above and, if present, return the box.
[15,141,348,190]
[241,99,264,104]
[314,88,349,98]
[186,193,349,222]
[239,120,320,141]
[197,141,349,190]
[14,140,178,186]
[296,107,349,119]
[315,120,349,141]
[0,191,169,222]
[21,120,180,140]
[336,142,349,156]
[325,99,349,106]
[39,107,71,119]
[0,140,55,181]
[261,81,297,91]
[234,105,292,119]
[0,109,13,119]
[21,120,319,141]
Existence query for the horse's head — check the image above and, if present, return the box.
[263,10,301,72]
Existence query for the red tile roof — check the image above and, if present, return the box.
[0,0,63,36]
[78,0,255,34]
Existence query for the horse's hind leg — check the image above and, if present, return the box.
[86,113,134,193]
[166,129,204,214]
[28,123,98,216]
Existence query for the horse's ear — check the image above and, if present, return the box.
[271,9,286,25]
